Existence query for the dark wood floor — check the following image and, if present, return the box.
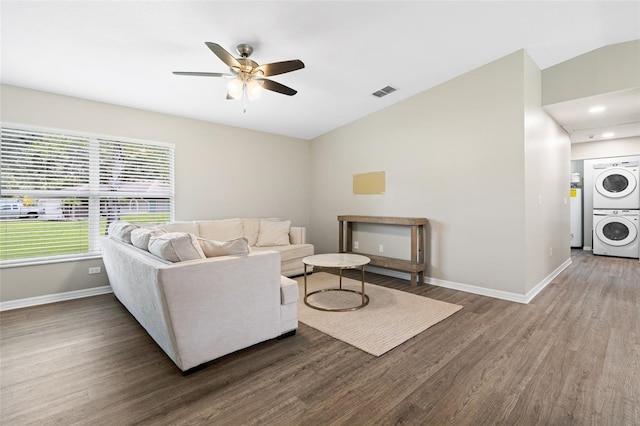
[1,250,638,425]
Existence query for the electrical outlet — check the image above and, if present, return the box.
[88,267,101,275]
[549,247,553,257]
[353,241,359,250]
[378,244,384,253]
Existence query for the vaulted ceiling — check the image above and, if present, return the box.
[1,1,639,140]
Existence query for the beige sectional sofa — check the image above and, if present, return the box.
[144,218,314,277]
[100,218,313,373]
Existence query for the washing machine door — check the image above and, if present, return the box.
[595,168,637,199]
[595,216,638,246]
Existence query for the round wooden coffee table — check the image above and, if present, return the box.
[303,253,371,312]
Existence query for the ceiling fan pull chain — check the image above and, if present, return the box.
[242,83,248,114]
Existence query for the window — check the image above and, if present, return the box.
[0,124,174,265]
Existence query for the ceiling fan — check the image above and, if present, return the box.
[173,42,305,111]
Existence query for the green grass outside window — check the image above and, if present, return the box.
[0,213,170,261]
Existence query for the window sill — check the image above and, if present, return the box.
[0,254,103,269]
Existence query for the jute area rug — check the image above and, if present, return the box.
[294,272,463,356]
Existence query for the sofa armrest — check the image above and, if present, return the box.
[157,250,282,371]
[289,226,307,244]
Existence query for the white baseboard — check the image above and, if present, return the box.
[368,259,573,304]
[0,286,113,312]
[424,276,529,303]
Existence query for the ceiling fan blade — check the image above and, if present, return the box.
[173,71,231,77]
[261,79,298,96]
[256,60,305,77]
[205,42,241,68]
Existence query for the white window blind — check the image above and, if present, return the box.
[0,125,174,265]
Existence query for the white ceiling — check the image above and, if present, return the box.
[1,1,639,141]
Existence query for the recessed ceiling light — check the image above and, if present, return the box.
[589,106,606,113]
[602,132,615,138]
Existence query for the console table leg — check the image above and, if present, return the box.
[304,264,308,300]
[361,266,366,305]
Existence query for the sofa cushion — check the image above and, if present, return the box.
[158,221,199,234]
[198,237,250,258]
[131,227,166,250]
[256,219,291,247]
[147,232,206,262]
[198,219,244,242]
[252,243,314,262]
[108,221,139,243]
[240,218,276,246]
[241,218,261,246]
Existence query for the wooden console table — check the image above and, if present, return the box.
[338,215,427,286]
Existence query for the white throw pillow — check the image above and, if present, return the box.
[256,219,291,247]
[130,227,166,250]
[147,232,206,262]
[198,218,244,241]
[108,221,139,244]
[198,237,250,258]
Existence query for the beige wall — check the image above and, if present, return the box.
[0,85,310,303]
[310,50,569,297]
[523,53,572,293]
[542,39,640,105]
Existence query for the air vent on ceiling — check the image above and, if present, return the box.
[372,85,398,98]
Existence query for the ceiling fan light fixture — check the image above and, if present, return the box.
[247,80,263,101]
[227,78,244,99]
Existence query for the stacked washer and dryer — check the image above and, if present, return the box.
[592,159,640,259]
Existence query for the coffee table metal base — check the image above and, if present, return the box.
[304,265,369,312]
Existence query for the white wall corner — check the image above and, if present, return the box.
[523,257,572,303]
[0,286,113,312]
